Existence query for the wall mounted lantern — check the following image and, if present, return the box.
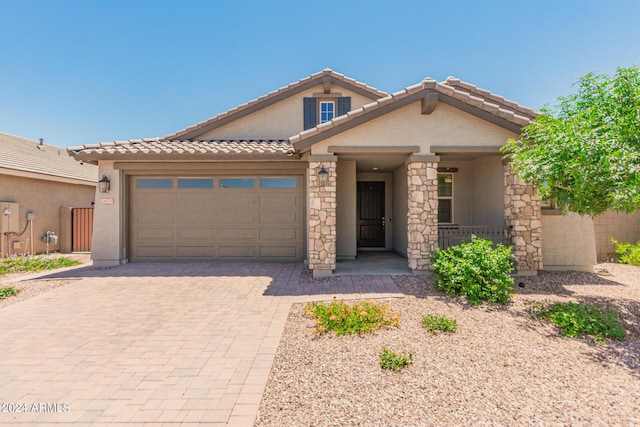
[98,175,111,193]
[318,165,329,187]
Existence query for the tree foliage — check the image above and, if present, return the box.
[502,67,640,216]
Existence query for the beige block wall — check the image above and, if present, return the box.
[196,84,376,140]
[91,161,124,266]
[312,102,518,155]
[336,160,356,259]
[542,213,597,271]
[592,210,640,261]
[392,164,408,255]
[0,174,95,255]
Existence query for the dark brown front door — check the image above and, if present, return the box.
[357,181,385,247]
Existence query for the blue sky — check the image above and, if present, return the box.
[1,0,638,148]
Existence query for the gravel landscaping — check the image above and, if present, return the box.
[256,263,640,426]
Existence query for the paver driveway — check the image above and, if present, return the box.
[0,262,401,426]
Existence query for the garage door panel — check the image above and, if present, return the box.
[219,228,256,240]
[136,228,174,240]
[260,228,298,240]
[218,246,256,258]
[219,211,256,224]
[176,246,216,257]
[175,211,217,226]
[130,175,303,262]
[259,246,298,258]
[175,228,216,239]
[260,194,300,209]
[136,246,175,258]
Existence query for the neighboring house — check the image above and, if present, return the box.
[69,69,617,276]
[0,132,97,256]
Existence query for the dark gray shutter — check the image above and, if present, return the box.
[303,97,317,130]
[337,97,351,116]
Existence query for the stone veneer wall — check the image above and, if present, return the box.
[308,161,337,275]
[504,164,543,273]
[407,161,439,270]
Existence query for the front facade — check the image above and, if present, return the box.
[70,69,602,276]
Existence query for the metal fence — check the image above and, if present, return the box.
[438,226,510,250]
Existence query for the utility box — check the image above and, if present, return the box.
[1,202,20,233]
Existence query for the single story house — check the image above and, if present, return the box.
[68,69,637,276]
[1,132,97,256]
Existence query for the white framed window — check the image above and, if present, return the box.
[437,173,453,223]
[319,101,335,123]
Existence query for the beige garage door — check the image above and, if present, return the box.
[129,176,304,262]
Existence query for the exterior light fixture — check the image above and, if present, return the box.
[98,175,111,193]
[318,165,329,187]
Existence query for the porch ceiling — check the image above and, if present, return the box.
[339,154,408,172]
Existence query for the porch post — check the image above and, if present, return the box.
[504,163,543,275]
[406,157,439,272]
[308,156,337,277]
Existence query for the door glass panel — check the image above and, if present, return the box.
[260,178,297,188]
[178,178,214,189]
[137,178,173,189]
[219,178,255,188]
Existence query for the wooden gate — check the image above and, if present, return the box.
[72,208,94,252]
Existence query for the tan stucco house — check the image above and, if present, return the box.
[69,69,633,276]
[1,132,97,257]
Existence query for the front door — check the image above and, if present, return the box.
[357,181,385,247]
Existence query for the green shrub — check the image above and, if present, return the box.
[430,236,514,305]
[0,256,80,275]
[611,238,640,266]
[422,314,457,334]
[0,287,19,299]
[537,301,626,343]
[379,347,412,371]
[304,299,400,336]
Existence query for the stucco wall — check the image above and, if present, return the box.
[542,213,597,271]
[0,174,95,255]
[392,164,408,255]
[592,210,640,261]
[91,161,124,266]
[471,155,504,225]
[439,161,472,225]
[196,84,376,140]
[312,102,519,155]
[336,160,356,259]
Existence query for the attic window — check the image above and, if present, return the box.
[319,101,335,123]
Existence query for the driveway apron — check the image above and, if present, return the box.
[0,262,402,426]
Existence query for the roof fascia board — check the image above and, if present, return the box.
[0,167,96,186]
[437,93,523,134]
[429,145,504,153]
[294,90,427,151]
[114,161,307,172]
[327,145,420,154]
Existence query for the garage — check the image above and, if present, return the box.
[129,175,304,262]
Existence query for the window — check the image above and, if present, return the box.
[219,178,255,188]
[137,178,173,189]
[303,97,351,130]
[178,178,214,189]
[260,177,297,188]
[319,101,335,123]
[437,173,453,223]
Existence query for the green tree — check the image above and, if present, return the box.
[502,67,640,216]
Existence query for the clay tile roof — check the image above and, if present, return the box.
[290,77,537,148]
[164,69,388,141]
[68,139,294,160]
[1,132,98,183]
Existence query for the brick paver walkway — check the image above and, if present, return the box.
[0,262,402,426]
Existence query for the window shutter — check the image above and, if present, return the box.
[303,97,317,130]
[337,97,351,116]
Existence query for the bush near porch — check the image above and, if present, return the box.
[430,236,514,305]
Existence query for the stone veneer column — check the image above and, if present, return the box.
[504,163,543,274]
[407,160,439,271]
[308,159,337,277]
